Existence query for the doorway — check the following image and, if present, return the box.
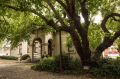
[32,38,42,61]
[48,39,52,56]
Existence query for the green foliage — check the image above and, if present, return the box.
[0,56,18,60]
[88,24,104,50]
[0,0,119,48]
[31,55,82,72]
[54,55,81,71]
[0,6,54,48]
[106,17,120,36]
[66,35,73,48]
[91,58,120,77]
[88,0,120,16]
[0,9,35,46]
[31,57,58,72]
[20,54,30,60]
[117,56,120,60]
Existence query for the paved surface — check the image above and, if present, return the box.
[0,59,96,79]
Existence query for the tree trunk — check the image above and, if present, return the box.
[70,29,92,69]
[93,37,114,61]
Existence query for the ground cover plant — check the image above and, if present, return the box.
[0,56,18,60]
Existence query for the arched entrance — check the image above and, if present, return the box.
[48,39,52,56]
[19,43,22,56]
[32,38,42,61]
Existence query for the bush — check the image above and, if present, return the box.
[54,55,72,70]
[31,55,82,72]
[20,54,30,60]
[31,57,57,72]
[117,56,120,60]
[0,56,18,60]
[91,58,120,77]
[54,55,82,71]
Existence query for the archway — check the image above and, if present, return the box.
[48,39,52,56]
[19,43,22,56]
[32,38,42,61]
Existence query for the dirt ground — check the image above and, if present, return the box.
[0,59,97,79]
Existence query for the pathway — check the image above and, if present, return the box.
[0,59,95,79]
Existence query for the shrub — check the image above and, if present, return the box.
[20,54,30,60]
[91,58,120,77]
[31,54,82,72]
[117,56,120,60]
[71,59,82,71]
[0,56,18,60]
[54,55,82,70]
[54,55,72,70]
[31,57,57,72]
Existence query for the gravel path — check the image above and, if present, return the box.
[0,59,95,79]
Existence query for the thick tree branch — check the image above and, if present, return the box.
[65,0,69,6]
[93,36,113,61]
[55,0,70,19]
[101,13,120,33]
[112,17,120,22]
[93,13,120,61]
[113,30,120,40]
[79,0,90,29]
[64,0,85,37]
[55,0,67,10]
[70,0,90,56]
[93,30,120,61]
[65,0,76,19]
[47,19,70,32]
[45,0,67,27]
[69,0,76,17]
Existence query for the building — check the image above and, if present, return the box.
[0,29,77,61]
[1,29,119,61]
[27,29,77,61]
[102,46,120,59]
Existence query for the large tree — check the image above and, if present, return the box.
[0,0,120,67]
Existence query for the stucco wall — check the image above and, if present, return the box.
[21,41,28,55]
[53,31,69,55]
[10,47,19,57]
